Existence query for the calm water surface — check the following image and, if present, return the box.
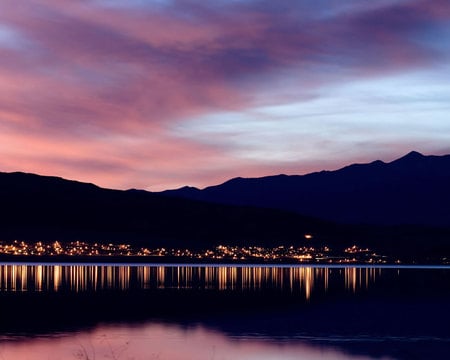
[0,263,449,360]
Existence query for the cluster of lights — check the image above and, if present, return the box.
[0,240,134,257]
[0,240,394,263]
[209,245,329,261]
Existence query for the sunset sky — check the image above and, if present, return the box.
[1,0,449,190]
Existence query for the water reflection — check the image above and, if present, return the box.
[0,264,382,298]
[1,265,449,360]
[0,322,392,360]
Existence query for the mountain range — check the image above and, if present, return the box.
[163,151,450,227]
[0,151,449,258]
[0,171,332,249]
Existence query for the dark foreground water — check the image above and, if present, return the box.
[0,263,449,359]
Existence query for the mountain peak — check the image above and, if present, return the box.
[390,151,425,165]
[399,151,424,160]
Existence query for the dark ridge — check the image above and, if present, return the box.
[162,151,450,227]
[2,152,450,259]
[0,171,342,249]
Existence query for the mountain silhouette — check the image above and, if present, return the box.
[163,151,450,227]
[0,171,336,248]
[1,152,450,259]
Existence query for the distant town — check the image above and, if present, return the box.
[0,239,398,264]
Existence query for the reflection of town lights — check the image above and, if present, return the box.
[304,234,313,239]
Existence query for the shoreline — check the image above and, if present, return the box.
[0,254,448,267]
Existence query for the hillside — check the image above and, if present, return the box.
[0,172,337,248]
[1,153,450,260]
[163,151,450,227]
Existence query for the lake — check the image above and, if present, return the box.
[0,263,449,359]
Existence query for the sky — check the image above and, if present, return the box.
[0,0,450,191]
